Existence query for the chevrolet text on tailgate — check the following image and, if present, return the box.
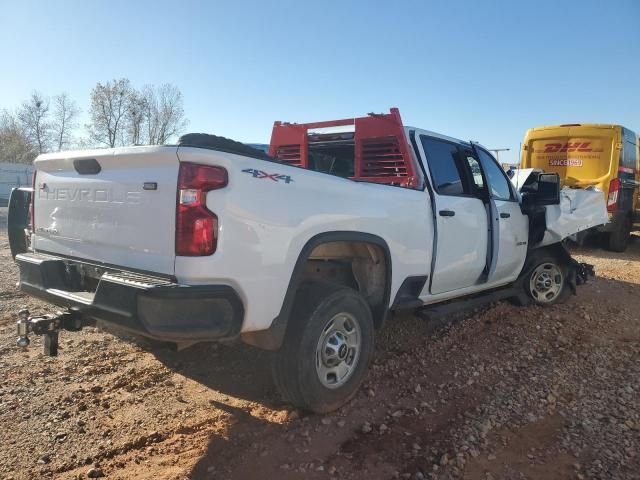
[8,108,608,413]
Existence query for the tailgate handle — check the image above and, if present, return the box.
[73,159,101,175]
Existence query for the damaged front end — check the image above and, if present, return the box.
[512,168,605,295]
[512,168,609,248]
[553,243,596,294]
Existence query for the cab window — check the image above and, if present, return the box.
[462,153,488,199]
[421,136,468,196]
[475,148,514,201]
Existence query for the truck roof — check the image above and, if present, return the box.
[408,127,476,148]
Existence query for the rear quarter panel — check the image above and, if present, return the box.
[175,147,433,332]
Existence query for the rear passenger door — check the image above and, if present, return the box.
[418,136,489,295]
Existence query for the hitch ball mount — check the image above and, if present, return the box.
[16,308,88,356]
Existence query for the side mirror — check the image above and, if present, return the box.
[536,173,560,205]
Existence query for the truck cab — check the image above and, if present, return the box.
[411,130,529,299]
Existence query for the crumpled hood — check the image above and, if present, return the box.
[510,168,610,247]
[539,187,609,246]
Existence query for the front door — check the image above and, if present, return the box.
[473,146,529,283]
[418,136,489,295]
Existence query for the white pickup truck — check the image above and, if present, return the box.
[9,108,607,413]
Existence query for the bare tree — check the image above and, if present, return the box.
[142,84,188,145]
[86,78,133,147]
[85,79,187,148]
[17,91,51,154]
[52,92,80,151]
[125,90,147,145]
[0,110,37,164]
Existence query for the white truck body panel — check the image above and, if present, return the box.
[174,146,433,331]
[428,194,488,294]
[488,200,529,280]
[33,146,179,275]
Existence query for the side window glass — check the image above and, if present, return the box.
[476,148,514,201]
[421,137,466,196]
[622,141,637,169]
[464,154,485,190]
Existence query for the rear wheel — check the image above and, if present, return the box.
[605,215,631,252]
[272,281,374,413]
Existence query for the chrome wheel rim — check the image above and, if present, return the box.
[529,262,563,303]
[315,312,361,389]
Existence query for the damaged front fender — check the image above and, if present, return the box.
[537,187,609,247]
[511,168,609,248]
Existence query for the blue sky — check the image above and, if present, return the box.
[0,0,638,164]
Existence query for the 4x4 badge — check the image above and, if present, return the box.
[242,168,294,184]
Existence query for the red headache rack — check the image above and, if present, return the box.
[268,108,419,188]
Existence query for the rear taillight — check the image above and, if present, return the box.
[176,163,227,256]
[607,177,620,213]
[30,169,37,231]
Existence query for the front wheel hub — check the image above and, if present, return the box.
[529,262,564,303]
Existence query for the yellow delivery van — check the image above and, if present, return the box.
[521,124,639,251]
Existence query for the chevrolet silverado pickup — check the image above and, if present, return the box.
[8,108,608,413]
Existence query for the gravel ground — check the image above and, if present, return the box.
[0,214,638,479]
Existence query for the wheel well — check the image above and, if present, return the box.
[525,243,572,271]
[302,241,388,327]
[241,233,392,351]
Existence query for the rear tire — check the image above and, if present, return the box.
[272,281,374,413]
[605,215,631,252]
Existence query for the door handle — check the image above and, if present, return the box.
[500,212,511,218]
[439,210,456,217]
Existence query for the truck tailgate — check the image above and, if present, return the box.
[32,146,179,275]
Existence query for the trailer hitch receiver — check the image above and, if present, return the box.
[16,308,86,356]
